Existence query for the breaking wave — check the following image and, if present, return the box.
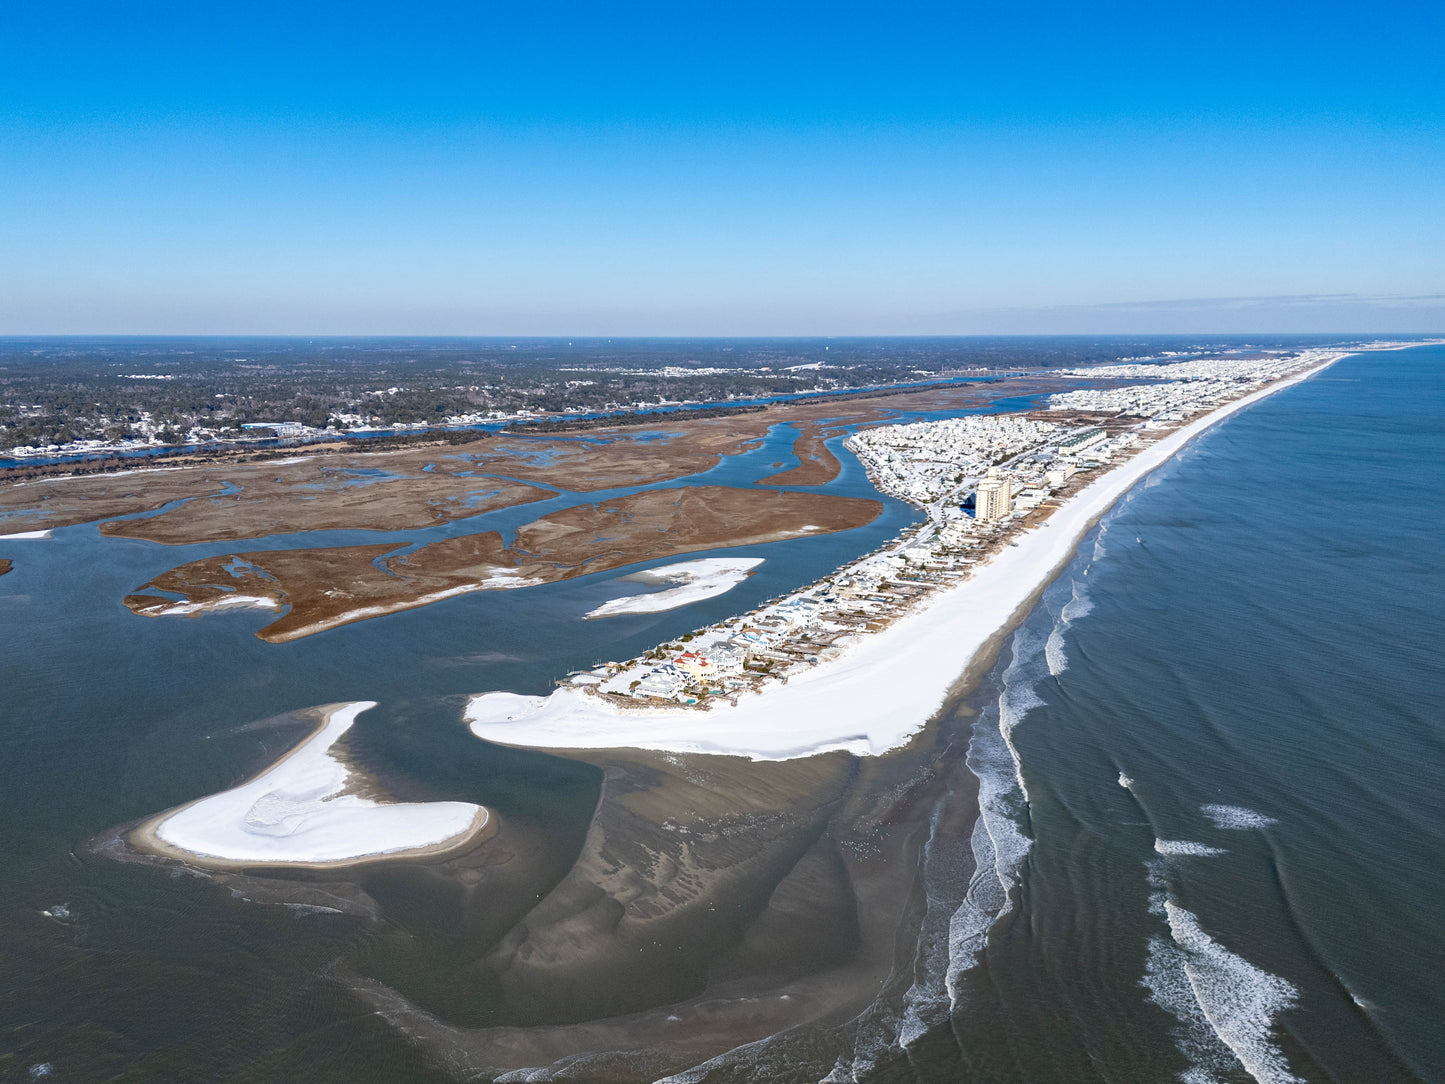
[942,604,1046,1005]
[897,795,977,1049]
[1143,841,1302,1082]
[1202,804,1278,831]
[1044,576,1092,677]
[1154,903,1303,1084]
[1155,839,1228,858]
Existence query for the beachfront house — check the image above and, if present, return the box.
[673,651,716,679]
[634,663,687,700]
[774,597,823,628]
[709,642,749,674]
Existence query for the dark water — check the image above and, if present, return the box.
[939,345,1444,1083]
[1,406,940,1080]
[1,348,1440,1081]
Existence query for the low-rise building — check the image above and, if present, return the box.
[634,663,687,700]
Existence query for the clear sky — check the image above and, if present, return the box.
[3,0,1442,334]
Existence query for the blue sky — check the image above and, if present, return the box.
[2,1,1442,334]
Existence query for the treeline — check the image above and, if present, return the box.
[503,404,766,434]
[0,428,494,482]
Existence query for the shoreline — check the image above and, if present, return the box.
[129,702,495,871]
[467,348,1367,761]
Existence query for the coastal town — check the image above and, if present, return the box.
[560,349,1344,711]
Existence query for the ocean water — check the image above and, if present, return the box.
[1,346,1440,1081]
[937,345,1444,1082]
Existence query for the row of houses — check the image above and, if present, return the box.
[625,594,836,701]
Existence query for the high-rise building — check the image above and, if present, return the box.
[975,466,1012,522]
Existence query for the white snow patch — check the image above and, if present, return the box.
[585,557,763,618]
[154,594,279,616]
[153,702,484,865]
[0,529,51,540]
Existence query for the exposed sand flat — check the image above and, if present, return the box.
[132,702,489,868]
[0,559,11,576]
[468,355,1347,760]
[586,557,764,618]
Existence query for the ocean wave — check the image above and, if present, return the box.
[945,626,1041,1004]
[1044,626,1069,676]
[1143,932,1240,1084]
[1142,851,1302,1084]
[1061,578,1094,622]
[1161,902,1303,1084]
[997,626,1048,802]
[898,797,976,1049]
[1201,804,1278,831]
[1044,577,1093,676]
[1155,839,1228,857]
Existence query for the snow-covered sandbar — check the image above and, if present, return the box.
[468,356,1345,761]
[585,557,764,618]
[0,529,52,540]
[135,702,489,868]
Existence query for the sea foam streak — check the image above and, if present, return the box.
[1202,804,1278,831]
[1144,841,1302,1082]
[1155,840,1228,857]
[945,609,1043,1005]
[1045,577,1092,676]
[1160,903,1302,1084]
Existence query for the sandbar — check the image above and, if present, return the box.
[130,702,491,869]
[585,557,764,618]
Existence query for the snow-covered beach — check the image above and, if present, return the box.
[135,702,489,867]
[585,557,763,618]
[467,353,1349,761]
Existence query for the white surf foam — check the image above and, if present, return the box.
[1143,848,1302,1083]
[1155,839,1228,857]
[945,633,1038,1003]
[1044,626,1069,676]
[1202,804,1278,831]
[1161,902,1303,1084]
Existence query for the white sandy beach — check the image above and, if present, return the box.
[467,355,1347,761]
[585,557,764,618]
[146,701,487,866]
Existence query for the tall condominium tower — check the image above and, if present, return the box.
[975,466,1013,522]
